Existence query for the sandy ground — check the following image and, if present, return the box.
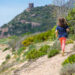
[0,42,74,75]
[0,44,12,65]
[15,43,75,75]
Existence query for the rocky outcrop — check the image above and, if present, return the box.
[31,22,40,28]
[0,28,10,38]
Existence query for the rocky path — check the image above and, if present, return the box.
[0,44,12,65]
[14,43,74,75]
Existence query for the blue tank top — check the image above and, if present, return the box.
[56,25,69,38]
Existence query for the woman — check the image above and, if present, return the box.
[55,17,70,56]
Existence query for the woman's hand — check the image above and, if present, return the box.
[55,30,58,38]
[66,28,70,32]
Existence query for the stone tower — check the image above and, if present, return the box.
[29,3,34,9]
[26,3,34,12]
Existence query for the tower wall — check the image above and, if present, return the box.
[29,3,34,9]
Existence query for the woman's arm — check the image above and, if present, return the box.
[55,30,58,38]
[66,25,70,32]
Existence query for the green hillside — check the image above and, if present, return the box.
[1,5,58,36]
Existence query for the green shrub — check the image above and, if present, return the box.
[0,38,9,44]
[66,39,74,45]
[8,35,18,40]
[39,45,50,56]
[21,32,31,37]
[50,40,61,50]
[47,40,61,58]
[22,30,54,46]
[28,44,36,51]
[25,40,60,60]
[26,49,40,60]
[26,45,50,60]
[62,54,75,66]
[17,47,26,56]
[69,34,75,41]
[23,50,31,57]
[23,44,36,57]
[0,61,16,73]
[23,45,36,57]
[16,57,20,61]
[22,36,34,46]
[3,47,10,52]
[2,61,6,65]
[33,32,51,42]
[6,54,11,60]
[8,39,18,50]
[60,64,75,75]
[48,49,59,58]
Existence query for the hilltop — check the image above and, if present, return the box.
[0,0,75,37]
[1,5,58,36]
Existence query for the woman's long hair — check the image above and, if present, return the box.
[57,17,68,27]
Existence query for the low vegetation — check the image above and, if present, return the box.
[22,26,56,47]
[6,54,11,60]
[0,38,9,44]
[0,61,17,73]
[50,40,61,50]
[26,49,40,60]
[67,8,75,35]
[3,47,10,52]
[8,38,18,51]
[22,30,53,46]
[60,64,75,75]
[26,40,61,60]
[69,34,75,41]
[28,44,36,50]
[48,40,60,58]
[66,39,74,45]
[2,61,7,65]
[62,54,75,66]
[17,47,26,56]
[48,49,59,58]
[26,45,50,60]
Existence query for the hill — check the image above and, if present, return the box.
[1,5,58,36]
[0,0,75,37]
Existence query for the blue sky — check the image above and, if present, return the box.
[0,0,53,26]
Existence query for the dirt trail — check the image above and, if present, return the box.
[15,44,74,75]
[0,44,12,65]
[0,43,74,75]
